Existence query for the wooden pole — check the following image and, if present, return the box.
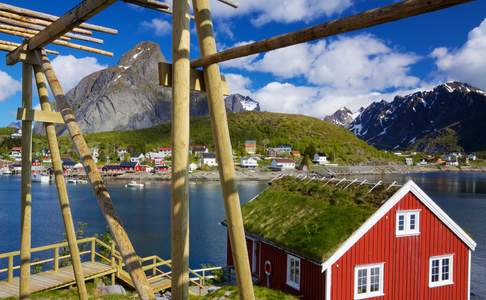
[19,61,33,300]
[0,10,94,35]
[171,0,191,298]
[36,51,154,300]
[191,0,472,67]
[191,1,255,299]
[0,28,113,57]
[33,64,89,300]
[0,40,58,55]
[0,3,117,34]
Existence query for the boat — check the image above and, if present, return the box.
[125,180,144,188]
[77,179,88,184]
[0,168,12,175]
[32,173,50,183]
[67,178,77,184]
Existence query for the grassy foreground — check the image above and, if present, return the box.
[191,285,298,300]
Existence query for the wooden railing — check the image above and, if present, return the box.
[0,237,221,290]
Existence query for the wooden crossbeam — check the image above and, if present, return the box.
[191,0,472,67]
[0,16,104,43]
[17,108,65,124]
[4,29,113,64]
[158,62,229,95]
[0,3,117,34]
[0,40,58,55]
[0,10,94,36]
[123,0,170,12]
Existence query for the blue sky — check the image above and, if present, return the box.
[0,0,485,126]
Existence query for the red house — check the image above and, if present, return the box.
[227,177,476,300]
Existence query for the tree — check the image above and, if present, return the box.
[303,144,316,158]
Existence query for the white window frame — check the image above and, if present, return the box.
[354,263,384,299]
[429,254,454,288]
[396,210,421,236]
[286,254,301,290]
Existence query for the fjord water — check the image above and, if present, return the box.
[0,173,485,297]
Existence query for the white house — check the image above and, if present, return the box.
[270,158,295,170]
[159,147,173,158]
[468,153,477,161]
[130,154,145,163]
[91,147,99,163]
[313,153,329,165]
[189,162,199,172]
[201,153,218,167]
[240,157,258,168]
[9,147,22,161]
[405,157,414,166]
[10,129,22,139]
[117,148,128,161]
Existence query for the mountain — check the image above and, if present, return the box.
[51,112,397,165]
[34,41,259,135]
[349,82,486,152]
[225,94,260,112]
[7,122,20,129]
[323,107,358,127]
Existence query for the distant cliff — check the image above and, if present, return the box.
[34,41,260,134]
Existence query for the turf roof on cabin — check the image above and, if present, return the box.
[241,177,401,262]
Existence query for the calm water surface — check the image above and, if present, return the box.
[0,172,484,297]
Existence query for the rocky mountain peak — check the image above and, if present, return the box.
[348,81,486,152]
[323,106,356,127]
[224,94,261,113]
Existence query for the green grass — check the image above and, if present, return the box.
[241,177,399,261]
[190,285,298,300]
[1,282,137,300]
[38,111,398,165]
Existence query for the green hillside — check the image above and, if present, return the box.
[4,112,397,164]
[77,112,395,164]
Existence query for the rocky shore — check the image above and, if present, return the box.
[102,164,486,182]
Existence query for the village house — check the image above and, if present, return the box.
[244,140,257,155]
[10,129,22,139]
[313,153,329,165]
[201,152,218,167]
[159,147,173,158]
[120,161,142,172]
[116,147,128,161]
[405,157,414,166]
[190,145,208,156]
[467,153,477,161]
[130,153,145,164]
[189,162,199,172]
[270,158,295,170]
[240,157,258,168]
[9,147,22,161]
[101,164,125,175]
[267,144,293,157]
[226,177,476,300]
[91,147,100,163]
[291,150,301,158]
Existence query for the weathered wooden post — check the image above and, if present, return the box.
[33,63,88,300]
[19,61,33,300]
[7,255,14,283]
[36,51,154,300]
[191,0,255,298]
[171,0,191,298]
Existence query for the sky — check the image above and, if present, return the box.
[0,0,485,126]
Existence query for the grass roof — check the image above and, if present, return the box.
[241,177,401,262]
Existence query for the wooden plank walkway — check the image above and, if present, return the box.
[0,261,115,298]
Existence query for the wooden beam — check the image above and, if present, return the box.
[3,29,113,64]
[0,23,72,41]
[0,40,58,55]
[170,0,191,298]
[192,0,255,299]
[6,42,39,65]
[216,0,238,8]
[36,51,155,300]
[33,64,88,300]
[191,0,472,67]
[123,0,170,11]
[158,62,229,95]
[19,60,33,300]
[16,108,65,124]
[0,3,117,34]
[0,10,94,35]
[0,16,104,43]
[26,0,116,50]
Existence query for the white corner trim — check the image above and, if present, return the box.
[468,250,471,300]
[326,267,332,300]
[322,180,476,272]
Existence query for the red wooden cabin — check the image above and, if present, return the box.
[227,178,476,300]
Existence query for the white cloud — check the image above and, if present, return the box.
[210,0,353,26]
[0,71,21,102]
[228,35,420,93]
[253,82,320,114]
[51,55,106,92]
[431,18,486,90]
[225,73,252,95]
[141,18,171,37]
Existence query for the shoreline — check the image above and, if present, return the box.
[102,164,486,182]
